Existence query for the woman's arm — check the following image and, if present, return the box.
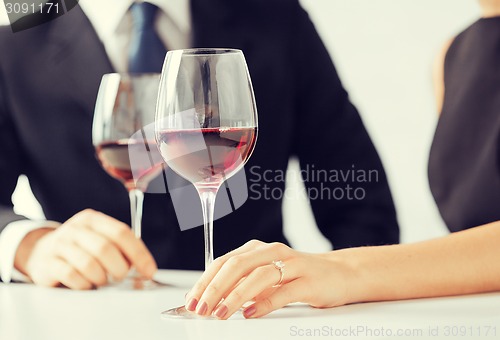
[184,221,500,319]
[348,221,500,303]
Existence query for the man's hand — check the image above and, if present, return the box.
[14,209,157,290]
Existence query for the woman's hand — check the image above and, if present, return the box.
[185,222,500,319]
[185,240,356,319]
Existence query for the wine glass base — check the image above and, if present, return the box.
[100,275,169,291]
[161,306,217,319]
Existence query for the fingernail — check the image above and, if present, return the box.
[213,304,228,319]
[243,305,257,318]
[185,298,198,312]
[196,301,208,315]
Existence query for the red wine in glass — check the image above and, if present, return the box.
[96,139,163,192]
[157,127,257,186]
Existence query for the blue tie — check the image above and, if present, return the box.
[128,2,167,73]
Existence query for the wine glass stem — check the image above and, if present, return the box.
[129,188,145,239]
[198,188,219,269]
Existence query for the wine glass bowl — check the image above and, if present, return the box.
[156,49,258,187]
[155,49,258,317]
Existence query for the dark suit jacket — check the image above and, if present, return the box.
[0,0,399,270]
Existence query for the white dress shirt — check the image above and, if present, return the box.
[0,0,191,283]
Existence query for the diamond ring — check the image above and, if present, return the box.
[271,260,285,288]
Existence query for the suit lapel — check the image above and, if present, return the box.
[46,5,114,114]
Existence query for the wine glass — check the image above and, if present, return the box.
[93,73,166,289]
[155,49,258,317]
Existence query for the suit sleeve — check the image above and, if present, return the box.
[0,46,26,233]
[291,3,399,248]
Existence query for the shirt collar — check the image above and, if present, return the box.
[79,0,190,39]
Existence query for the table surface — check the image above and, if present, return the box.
[1,270,499,340]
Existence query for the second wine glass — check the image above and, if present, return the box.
[155,48,258,317]
[93,73,165,289]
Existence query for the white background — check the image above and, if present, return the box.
[2,1,480,251]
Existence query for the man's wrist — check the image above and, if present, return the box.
[14,228,53,277]
[0,220,60,283]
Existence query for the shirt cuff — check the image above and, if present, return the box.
[0,220,60,283]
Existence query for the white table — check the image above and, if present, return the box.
[1,270,499,340]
